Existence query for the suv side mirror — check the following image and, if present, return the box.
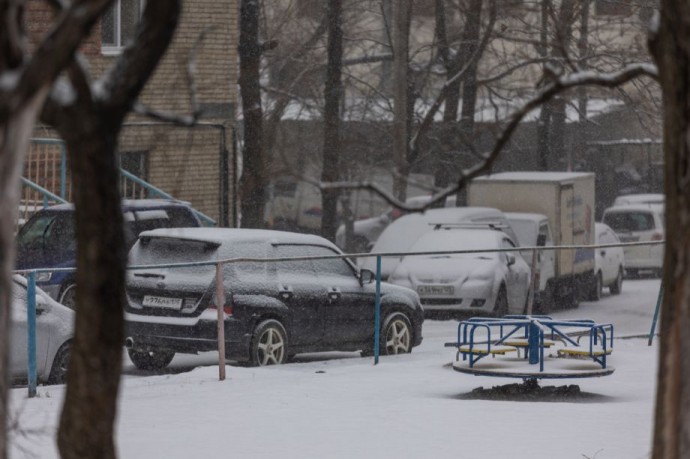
[360,268,375,285]
[506,253,516,267]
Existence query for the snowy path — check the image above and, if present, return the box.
[10,279,661,459]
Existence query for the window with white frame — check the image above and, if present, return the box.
[101,0,143,52]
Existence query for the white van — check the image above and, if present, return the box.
[602,204,664,277]
[361,207,518,279]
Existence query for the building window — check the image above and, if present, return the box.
[102,0,143,52]
[594,0,631,16]
[120,150,149,198]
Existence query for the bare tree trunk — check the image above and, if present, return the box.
[56,128,126,459]
[392,0,411,201]
[321,0,343,242]
[537,0,551,170]
[0,1,114,456]
[650,2,690,457]
[37,2,181,457]
[239,0,268,228]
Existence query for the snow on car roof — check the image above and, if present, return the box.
[613,193,665,205]
[503,212,548,223]
[138,227,336,247]
[473,171,594,182]
[44,199,193,212]
[604,203,664,213]
[371,207,504,253]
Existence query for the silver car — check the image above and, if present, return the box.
[388,228,531,316]
[10,275,73,384]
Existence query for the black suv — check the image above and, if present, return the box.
[15,199,202,308]
[124,228,424,368]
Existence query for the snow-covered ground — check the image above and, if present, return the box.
[10,279,661,459]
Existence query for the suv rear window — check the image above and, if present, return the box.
[604,212,655,232]
[122,208,199,246]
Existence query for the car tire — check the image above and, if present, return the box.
[588,272,603,302]
[610,268,623,295]
[380,313,413,355]
[249,319,288,366]
[494,286,508,317]
[127,348,175,371]
[59,283,77,310]
[48,342,71,384]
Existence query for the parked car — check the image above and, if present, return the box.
[335,195,457,252]
[361,207,519,280]
[124,228,424,369]
[388,227,530,316]
[613,193,664,207]
[504,212,557,312]
[592,223,625,300]
[602,204,664,277]
[15,199,203,309]
[10,275,73,385]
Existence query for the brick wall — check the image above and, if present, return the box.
[24,0,238,226]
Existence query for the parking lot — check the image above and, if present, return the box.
[11,278,661,459]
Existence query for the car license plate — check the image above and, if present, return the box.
[417,285,454,296]
[619,235,639,243]
[142,295,182,309]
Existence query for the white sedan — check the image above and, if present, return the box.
[10,275,73,384]
[388,228,531,316]
[591,223,625,300]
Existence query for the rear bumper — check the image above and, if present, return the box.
[125,315,252,361]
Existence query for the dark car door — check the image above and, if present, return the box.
[305,245,373,346]
[273,245,325,347]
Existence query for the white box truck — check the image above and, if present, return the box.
[468,172,596,310]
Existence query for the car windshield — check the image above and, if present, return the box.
[16,211,75,254]
[506,219,535,246]
[408,230,499,259]
[604,212,655,232]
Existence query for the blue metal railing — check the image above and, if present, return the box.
[119,169,216,227]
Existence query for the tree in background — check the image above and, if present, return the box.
[321,0,344,241]
[239,0,273,228]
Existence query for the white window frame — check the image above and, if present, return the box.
[101,0,144,55]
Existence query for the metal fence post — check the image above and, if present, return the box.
[215,263,226,381]
[374,255,382,365]
[648,285,663,346]
[27,272,37,397]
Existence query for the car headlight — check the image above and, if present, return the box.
[35,272,52,282]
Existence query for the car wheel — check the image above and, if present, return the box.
[48,342,71,384]
[250,319,288,366]
[127,348,175,371]
[59,283,77,310]
[610,267,623,295]
[588,272,603,302]
[381,313,412,355]
[494,286,508,317]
